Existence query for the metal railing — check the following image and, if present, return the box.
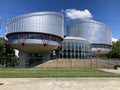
[0,56,119,68]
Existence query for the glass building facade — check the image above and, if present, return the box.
[7,33,62,45]
[59,37,91,59]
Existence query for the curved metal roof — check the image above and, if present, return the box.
[7,12,64,23]
[64,36,89,42]
[67,19,111,32]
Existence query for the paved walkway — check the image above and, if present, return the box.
[99,69,120,74]
[0,78,120,90]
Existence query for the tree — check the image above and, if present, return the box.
[0,37,17,67]
[0,37,6,56]
[0,37,15,57]
[110,40,120,58]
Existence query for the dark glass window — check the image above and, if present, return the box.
[8,33,61,42]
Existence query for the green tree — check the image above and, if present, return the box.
[111,40,120,58]
[0,37,15,57]
[0,37,17,67]
[0,37,6,56]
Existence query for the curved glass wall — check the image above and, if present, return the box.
[92,44,111,49]
[7,33,62,44]
[59,37,91,59]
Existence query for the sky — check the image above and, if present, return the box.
[0,0,120,40]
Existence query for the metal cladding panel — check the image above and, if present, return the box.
[6,12,64,38]
[9,39,59,53]
[67,20,112,45]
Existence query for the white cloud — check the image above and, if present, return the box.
[64,9,93,20]
[112,38,118,42]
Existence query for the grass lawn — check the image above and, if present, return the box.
[0,68,119,78]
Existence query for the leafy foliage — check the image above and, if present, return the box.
[0,37,18,67]
[0,37,15,57]
[114,65,120,69]
[110,40,120,58]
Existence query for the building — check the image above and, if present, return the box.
[67,20,112,54]
[59,36,91,59]
[6,12,112,67]
[6,12,64,67]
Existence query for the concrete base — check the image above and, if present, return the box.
[19,51,28,68]
[42,52,50,61]
[18,51,50,68]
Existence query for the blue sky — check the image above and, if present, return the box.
[0,0,120,39]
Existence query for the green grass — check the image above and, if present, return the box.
[0,68,119,78]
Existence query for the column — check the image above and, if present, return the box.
[42,52,50,61]
[19,50,28,68]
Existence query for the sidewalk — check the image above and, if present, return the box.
[99,69,120,74]
[0,78,120,90]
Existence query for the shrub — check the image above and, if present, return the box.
[114,65,120,69]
